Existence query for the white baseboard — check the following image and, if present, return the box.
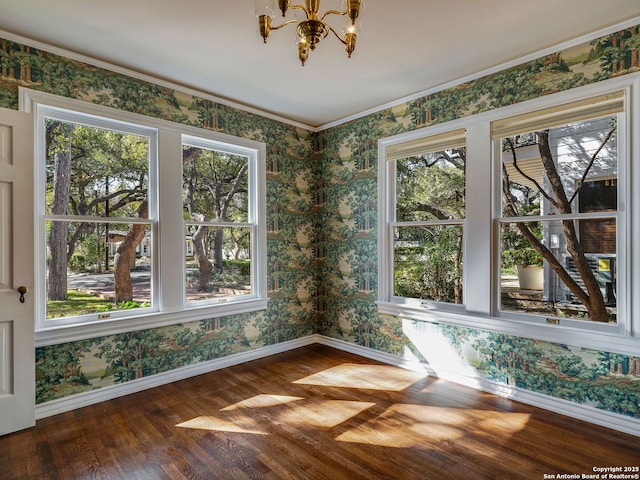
[35,335,317,420]
[36,334,640,438]
[318,336,640,438]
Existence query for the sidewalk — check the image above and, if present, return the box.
[67,268,212,302]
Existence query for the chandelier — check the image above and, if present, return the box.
[254,0,363,66]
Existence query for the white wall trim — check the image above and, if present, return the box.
[318,15,640,131]
[36,334,640,437]
[0,29,315,132]
[35,335,317,420]
[20,87,270,347]
[317,336,640,438]
[3,16,640,133]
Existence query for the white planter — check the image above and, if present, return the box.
[516,265,543,290]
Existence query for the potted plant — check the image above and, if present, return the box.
[502,247,544,290]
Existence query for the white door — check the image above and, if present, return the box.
[0,107,34,436]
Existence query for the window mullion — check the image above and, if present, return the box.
[465,122,492,315]
[157,129,184,312]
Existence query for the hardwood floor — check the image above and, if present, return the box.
[1,344,638,479]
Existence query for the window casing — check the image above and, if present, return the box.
[378,75,639,348]
[22,89,267,345]
[37,106,157,329]
[385,129,466,309]
[181,135,257,306]
[494,93,625,330]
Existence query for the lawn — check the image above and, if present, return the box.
[46,290,115,318]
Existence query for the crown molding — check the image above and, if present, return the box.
[318,15,640,131]
[0,28,316,132]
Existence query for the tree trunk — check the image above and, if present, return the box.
[536,131,609,321]
[503,130,611,321]
[48,123,74,300]
[193,225,213,291]
[113,200,148,303]
[212,226,224,271]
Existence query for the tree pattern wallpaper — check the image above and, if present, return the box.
[0,24,638,418]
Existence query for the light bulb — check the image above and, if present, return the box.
[254,0,276,18]
[342,19,361,36]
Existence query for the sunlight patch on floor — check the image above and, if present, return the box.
[175,415,270,435]
[277,400,376,428]
[335,404,531,448]
[177,396,375,432]
[220,394,304,411]
[293,363,426,391]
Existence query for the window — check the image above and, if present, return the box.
[24,89,267,340]
[182,136,255,305]
[38,107,156,329]
[379,76,636,342]
[380,128,466,308]
[494,92,625,328]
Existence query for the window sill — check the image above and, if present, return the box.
[377,301,638,356]
[35,298,268,347]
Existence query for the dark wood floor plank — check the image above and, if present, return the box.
[1,344,639,480]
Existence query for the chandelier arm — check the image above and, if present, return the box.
[270,19,300,30]
[328,26,347,45]
[320,9,347,21]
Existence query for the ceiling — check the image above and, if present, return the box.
[1,1,639,129]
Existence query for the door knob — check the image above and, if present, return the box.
[17,286,27,303]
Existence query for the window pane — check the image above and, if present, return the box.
[500,220,616,323]
[45,119,149,218]
[395,146,465,222]
[578,178,617,213]
[501,116,617,217]
[182,145,248,223]
[185,226,252,302]
[46,220,152,318]
[394,225,463,303]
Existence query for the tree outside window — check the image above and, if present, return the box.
[182,139,253,303]
[393,136,466,304]
[498,103,620,323]
[44,117,152,319]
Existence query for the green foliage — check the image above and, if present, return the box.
[46,290,114,318]
[68,254,87,272]
[392,146,465,304]
[395,150,465,222]
[68,232,99,272]
[116,300,149,310]
[501,219,543,267]
[36,341,92,403]
[182,148,248,223]
[45,121,149,218]
[502,247,543,268]
[46,290,148,318]
[223,259,250,277]
[394,226,462,303]
[14,23,640,418]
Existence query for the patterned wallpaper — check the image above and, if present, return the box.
[0,24,638,418]
[316,24,640,418]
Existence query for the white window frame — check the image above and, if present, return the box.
[381,127,467,313]
[492,95,626,335]
[378,74,640,355]
[33,102,159,330]
[20,88,267,347]
[180,133,262,307]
